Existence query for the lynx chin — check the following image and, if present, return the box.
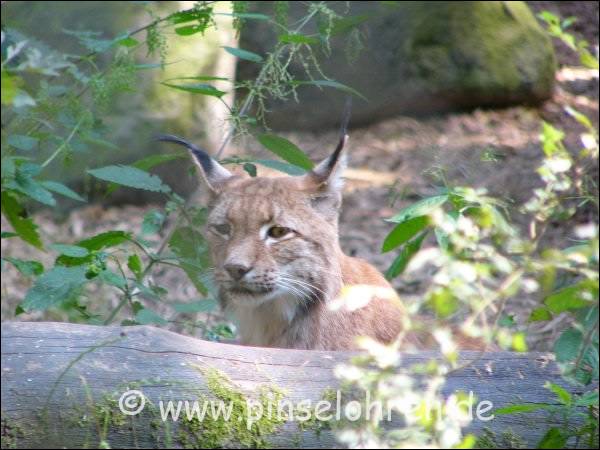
[157,127,407,350]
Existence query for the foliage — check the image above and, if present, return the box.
[332,11,599,448]
[1,1,363,338]
[1,3,599,449]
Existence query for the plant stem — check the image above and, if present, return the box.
[41,117,84,168]
[214,6,320,159]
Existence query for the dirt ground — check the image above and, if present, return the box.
[2,1,598,350]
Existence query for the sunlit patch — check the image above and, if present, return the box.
[355,336,400,368]
[328,284,399,312]
[433,328,457,360]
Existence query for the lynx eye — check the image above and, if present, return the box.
[267,225,292,239]
[212,223,231,236]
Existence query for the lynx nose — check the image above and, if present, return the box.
[224,263,251,281]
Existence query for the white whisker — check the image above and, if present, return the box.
[279,275,327,298]
[276,280,308,301]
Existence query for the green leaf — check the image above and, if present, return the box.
[1,70,18,105]
[243,163,257,177]
[136,307,168,325]
[175,25,207,36]
[141,210,165,235]
[540,121,565,157]
[88,165,171,193]
[222,46,263,62]
[169,225,210,295]
[1,191,43,249]
[106,153,185,195]
[293,79,366,101]
[51,244,90,258]
[385,231,427,279]
[428,288,458,319]
[433,211,458,250]
[117,36,139,47]
[161,82,226,97]
[512,332,528,352]
[494,403,550,415]
[382,216,429,252]
[537,428,567,449]
[387,195,449,223]
[544,382,571,405]
[56,231,131,266]
[41,181,85,202]
[134,63,166,71]
[97,269,127,289]
[564,106,594,130]
[8,134,39,151]
[63,29,115,53]
[21,265,88,311]
[579,48,599,70]
[127,254,143,279]
[554,328,582,363]
[206,323,235,340]
[255,159,307,175]
[170,9,211,24]
[81,136,120,151]
[537,11,560,26]
[528,307,552,322]
[278,33,319,45]
[163,75,229,82]
[131,282,162,300]
[172,298,218,313]
[8,167,56,206]
[498,314,516,327]
[133,153,188,172]
[544,280,597,314]
[257,134,314,170]
[574,391,599,407]
[2,257,44,276]
[223,12,270,21]
[330,13,372,35]
[78,230,132,251]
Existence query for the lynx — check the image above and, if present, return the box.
[159,130,409,351]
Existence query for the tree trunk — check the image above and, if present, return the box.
[1,321,584,448]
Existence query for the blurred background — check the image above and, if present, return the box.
[1,1,598,350]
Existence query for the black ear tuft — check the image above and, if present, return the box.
[311,96,352,182]
[154,134,215,176]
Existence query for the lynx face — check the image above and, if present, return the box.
[206,176,342,310]
[157,133,348,314]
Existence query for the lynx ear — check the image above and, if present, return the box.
[298,132,349,221]
[300,97,351,214]
[306,133,348,193]
[155,134,232,193]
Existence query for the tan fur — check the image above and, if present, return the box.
[174,134,480,351]
[189,156,413,350]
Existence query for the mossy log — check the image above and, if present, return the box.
[0,321,586,448]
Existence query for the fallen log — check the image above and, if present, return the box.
[0,321,585,448]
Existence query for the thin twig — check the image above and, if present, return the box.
[40,117,84,168]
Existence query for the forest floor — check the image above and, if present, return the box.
[2,1,598,351]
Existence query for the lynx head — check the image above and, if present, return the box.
[157,133,349,311]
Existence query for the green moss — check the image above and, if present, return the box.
[405,1,555,101]
[0,413,25,449]
[476,427,527,449]
[177,366,287,448]
[1,371,344,449]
